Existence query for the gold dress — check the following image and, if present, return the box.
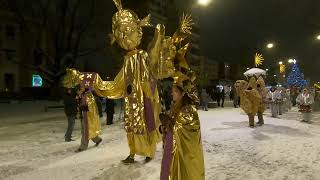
[161,104,205,180]
[80,91,101,140]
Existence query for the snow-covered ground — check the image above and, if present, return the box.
[1,101,320,180]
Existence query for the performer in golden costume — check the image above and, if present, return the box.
[63,70,102,152]
[109,0,162,163]
[235,77,262,128]
[156,14,204,179]
[159,71,205,180]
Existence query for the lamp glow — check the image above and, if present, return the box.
[267,43,274,49]
[198,0,211,6]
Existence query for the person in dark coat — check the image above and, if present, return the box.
[105,98,115,125]
[95,96,103,118]
[220,88,225,108]
[63,88,78,142]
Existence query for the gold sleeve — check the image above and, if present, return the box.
[93,68,125,99]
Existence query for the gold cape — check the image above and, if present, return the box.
[83,92,101,140]
[161,105,205,180]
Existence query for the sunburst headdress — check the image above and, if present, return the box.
[255,53,264,67]
[110,0,152,44]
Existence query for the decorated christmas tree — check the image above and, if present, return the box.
[287,63,308,87]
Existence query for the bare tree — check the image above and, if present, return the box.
[3,0,105,86]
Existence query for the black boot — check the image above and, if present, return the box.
[145,157,152,163]
[249,115,255,128]
[122,155,135,164]
[95,138,102,146]
[257,113,264,126]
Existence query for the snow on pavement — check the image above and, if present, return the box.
[1,102,320,180]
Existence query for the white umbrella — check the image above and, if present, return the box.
[243,68,266,77]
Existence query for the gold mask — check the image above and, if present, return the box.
[111,0,152,50]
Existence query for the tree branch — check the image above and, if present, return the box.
[72,0,96,58]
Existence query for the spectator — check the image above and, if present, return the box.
[105,98,115,125]
[63,88,77,142]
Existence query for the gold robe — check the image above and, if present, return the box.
[93,49,161,157]
[81,92,101,140]
[161,105,205,180]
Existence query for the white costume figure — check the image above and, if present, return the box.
[267,87,281,118]
[284,89,292,112]
[296,89,314,123]
[277,87,285,115]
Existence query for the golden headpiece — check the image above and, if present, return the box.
[111,0,152,44]
[172,70,199,103]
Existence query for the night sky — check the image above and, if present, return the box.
[177,0,320,81]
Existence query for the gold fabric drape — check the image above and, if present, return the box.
[85,92,102,139]
[170,105,205,180]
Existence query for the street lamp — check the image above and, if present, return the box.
[288,59,296,64]
[266,43,274,49]
[317,35,320,40]
[198,0,211,6]
[278,61,283,65]
[266,69,269,71]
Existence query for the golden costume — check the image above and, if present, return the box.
[63,71,102,151]
[158,14,205,178]
[235,77,262,127]
[109,0,162,161]
[160,72,205,180]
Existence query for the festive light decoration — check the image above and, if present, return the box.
[255,53,264,67]
[280,63,286,73]
[287,63,308,87]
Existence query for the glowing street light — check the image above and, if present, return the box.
[317,35,320,40]
[198,0,211,6]
[288,59,296,64]
[273,75,277,77]
[246,67,250,70]
[266,43,274,49]
[266,69,269,71]
[278,61,283,65]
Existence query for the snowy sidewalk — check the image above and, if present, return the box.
[1,104,320,180]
